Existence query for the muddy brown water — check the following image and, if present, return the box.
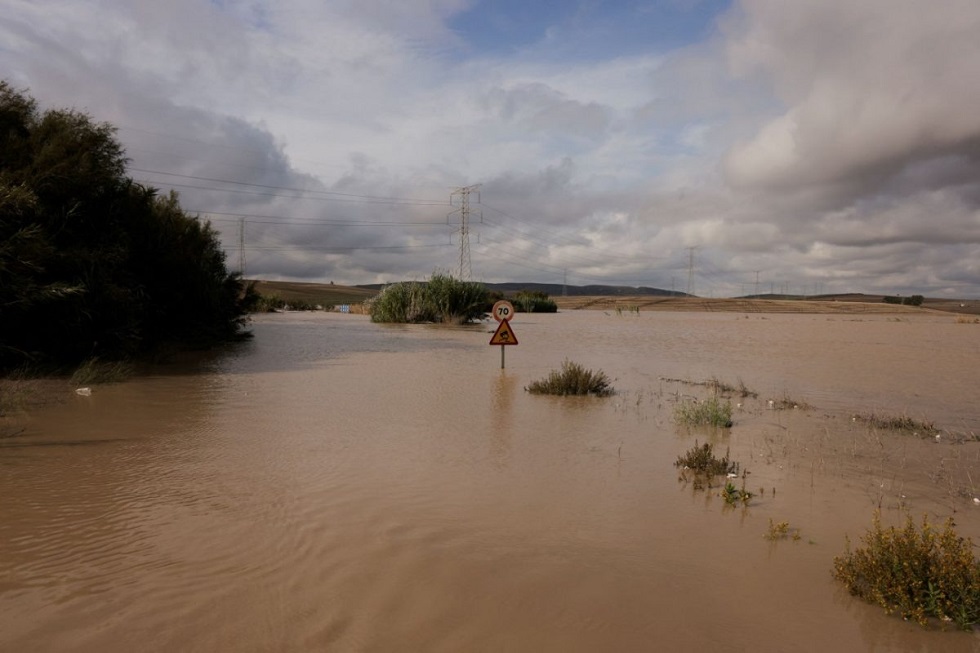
[2,311,979,652]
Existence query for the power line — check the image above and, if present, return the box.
[129,168,446,205]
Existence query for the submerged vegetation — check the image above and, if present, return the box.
[513,290,558,313]
[674,441,737,476]
[0,82,255,374]
[675,440,752,505]
[834,512,980,630]
[853,413,939,436]
[665,376,757,399]
[369,274,488,324]
[674,396,734,428]
[765,519,802,542]
[525,360,614,396]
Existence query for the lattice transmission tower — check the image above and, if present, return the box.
[448,184,481,280]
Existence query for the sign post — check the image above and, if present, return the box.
[490,300,518,369]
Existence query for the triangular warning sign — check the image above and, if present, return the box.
[489,320,518,345]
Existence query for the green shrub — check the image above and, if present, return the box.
[833,512,980,629]
[674,396,733,427]
[514,290,558,313]
[424,274,490,324]
[252,294,324,312]
[370,274,488,324]
[525,360,613,396]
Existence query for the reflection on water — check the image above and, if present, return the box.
[2,312,979,652]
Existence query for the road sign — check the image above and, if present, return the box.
[492,300,515,322]
[489,320,518,345]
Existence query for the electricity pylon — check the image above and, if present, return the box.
[448,184,481,280]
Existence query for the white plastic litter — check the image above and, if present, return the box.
[75,387,92,396]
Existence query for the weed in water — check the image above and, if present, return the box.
[833,511,980,629]
[722,475,754,506]
[674,396,733,428]
[525,360,614,397]
[768,393,812,410]
[662,376,758,399]
[765,518,801,541]
[854,413,939,437]
[674,440,738,475]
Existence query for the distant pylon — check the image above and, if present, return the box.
[686,246,697,296]
[449,184,481,280]
[238,216,246,276]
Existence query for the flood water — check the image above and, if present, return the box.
[2,311,979,652]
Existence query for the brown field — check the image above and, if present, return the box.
[551,295,980,314]
[249,280,376,307]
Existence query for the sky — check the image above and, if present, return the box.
[3,0,980,297]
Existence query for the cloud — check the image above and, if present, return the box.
[2,0,979,296]
[723,0,980,195]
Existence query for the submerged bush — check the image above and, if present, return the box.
[674,440,737,475]
[514,290,558,313]
[833,512,980,629]
[525,360,613,396]
[370,274,488,324]
[425,274,490,324]
[674,396,733,428]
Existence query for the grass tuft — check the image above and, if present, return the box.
[674,396,733,428]
[525,360,614,397]
[833,511,980,629]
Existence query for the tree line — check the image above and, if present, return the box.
[0,82,256,373]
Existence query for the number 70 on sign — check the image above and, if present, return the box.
[492,300,514,322]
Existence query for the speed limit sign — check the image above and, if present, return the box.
[492,300,515,322]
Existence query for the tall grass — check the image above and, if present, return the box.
[369,274,489,324]
[525,360,614,396]
[425,274,490,324]
[674,396,733,428]
[513,290,558,313]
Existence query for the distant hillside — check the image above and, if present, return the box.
[356,281,684,298]
[249,280,980,316]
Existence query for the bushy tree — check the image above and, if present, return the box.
[0,82,255,371]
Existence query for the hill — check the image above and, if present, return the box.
[248,280,980,316]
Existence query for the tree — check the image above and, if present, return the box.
[0,82,255,372]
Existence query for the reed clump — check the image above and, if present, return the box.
[525,360,614,397]
[833,511,980,629]
[513,290,558,313]
[674,396,733,428]
[369,274,488,324]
